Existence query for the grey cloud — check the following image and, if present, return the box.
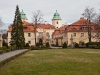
[0,0,100,29]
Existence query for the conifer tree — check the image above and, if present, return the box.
[10,5,25,49]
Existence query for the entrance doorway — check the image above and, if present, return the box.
[39,39,43,45]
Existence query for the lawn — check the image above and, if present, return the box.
[0,48,100,75]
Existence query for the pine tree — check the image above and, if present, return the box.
[10,5,25,49]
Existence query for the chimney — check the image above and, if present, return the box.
[80,17,84,19]
[44,21,47,25]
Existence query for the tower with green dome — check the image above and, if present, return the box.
[20,10,28,22]
[52,10,62,28]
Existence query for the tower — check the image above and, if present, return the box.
[52,10,62,28]
[20,10,28,22]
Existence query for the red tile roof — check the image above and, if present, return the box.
[52,25,67,35]
[37,24,55,29]
[8,22,55,32]
[71,17,96,26]
[52,18,99,38]
[68,18,98,32]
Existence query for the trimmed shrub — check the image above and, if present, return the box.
[25,43,30,47]
[2,40,8,48]
[25,43,30,49]
[0,50,3,54]
[86,42,100,48]
[36,43,40,47]
[46,42,50,48]
[74,43,79,48]
[86,43,89,48]
[2,46,7,52]
[30,46,39,50]
[62,42,67,48]
[0,47,3,54]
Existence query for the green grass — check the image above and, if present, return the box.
[0,48,100,75]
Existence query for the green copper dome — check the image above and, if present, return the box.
[20,10,27,19]
[53,10,61,19]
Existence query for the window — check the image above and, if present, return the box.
[57,21,58,24]
[28,33,31,37]
[46,32,50,38]
[81,33,84,37]
[28,41,31,44]
[39,32,43,36]
[38,32,43,38]
[73,33,76,37]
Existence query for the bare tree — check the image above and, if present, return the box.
[82,6,96,42]
[32,10,43,45]
[93,9,100,41]
[0,16,4,27]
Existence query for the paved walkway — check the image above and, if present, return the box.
[0,49,28,62]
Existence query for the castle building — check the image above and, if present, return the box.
[52,17,100,46]
[8,10,100,47]
[8,10,61,46]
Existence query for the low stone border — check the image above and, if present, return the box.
[0,49,29,67]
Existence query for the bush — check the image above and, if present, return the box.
[0,47,3,54]
[24,43,30,49]
[46,42,50,48]
[25,43,30,47]
[62,42,67,48]
[74,43,79,48]
[86,43,89,48]
[2,46,7,52]
[86,42,100,48]
[30,46,39,50]
[8,45,16,51]
[36,43,40,47]
[0,50,3,54]
[2,40,8,48]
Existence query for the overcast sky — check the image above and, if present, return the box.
[0,0,100,29]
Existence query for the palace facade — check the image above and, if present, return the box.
[8,10,100,46]
[8,10,62,46]
[52,17,99,46]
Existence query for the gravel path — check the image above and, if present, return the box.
[0,49,28,62]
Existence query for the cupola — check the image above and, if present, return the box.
[20,10,28,22]
[53,10,61,19]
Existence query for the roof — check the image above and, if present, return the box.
[68,17,98,32]
[52,25,67,35]
[71,17,96,26]
[52,17,99,37]
[8,22,55,32]
[37,24,56,29]
[53,10,61,19]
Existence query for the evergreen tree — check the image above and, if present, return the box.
[10,5,25,49]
